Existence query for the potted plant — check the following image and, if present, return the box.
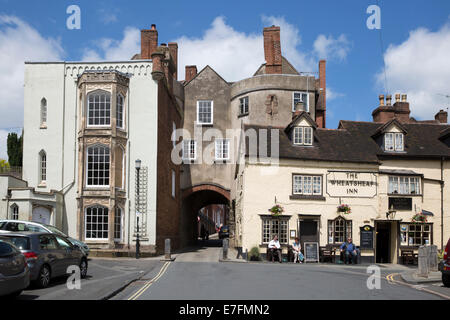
[337,204,351,214]
[249,246,261,261]
[412,213,427,223]
[268,204,284,216]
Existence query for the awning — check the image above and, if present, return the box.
[378,169,422,176]
[421,210,434,216]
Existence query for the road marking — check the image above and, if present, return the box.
[127,261,171,300]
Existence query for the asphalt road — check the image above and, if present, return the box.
[16,258,163,300]
[113,240,450,300]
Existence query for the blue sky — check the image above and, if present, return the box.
[0,0,449,159]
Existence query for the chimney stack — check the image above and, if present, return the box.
[168,42,178,81]
[435,109,448,124]
[316,60,327,128]
[263,26,282,74]
[372,94,395,122]
[141,24,158,59]
[393,93,411,122]
[185,65,197,83]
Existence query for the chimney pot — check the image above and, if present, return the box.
[379,94,385,106]
[401,94,407,102]
[386,94,392,106]
[395,93,401,103]
[435,109,448,124]
[151,24,156,30]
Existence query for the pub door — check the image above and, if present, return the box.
[299,219,319,250]
[376,222,391,263]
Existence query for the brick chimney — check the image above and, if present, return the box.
[168,42,178,80]
[316,60,327,128]
[435,109,448,123]
[141,24,158,59]
[393,94,411,123]
[263,26,282,74]
[185,65,197,83]
[372,94,395,122]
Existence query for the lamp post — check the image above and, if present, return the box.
[135,159,141,259]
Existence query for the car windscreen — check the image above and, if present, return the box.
[0,240,15,257]
[44,225,67,237]
[0,236,30,251]
[0,221,6,229]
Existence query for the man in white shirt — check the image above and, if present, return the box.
[268,235,282,263]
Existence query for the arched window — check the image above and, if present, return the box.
[87,90,111,126]
[114,207,123,241]
[86,145,110,187]
[39,150,47,184]
[40,98,47,127]
[116,94,124,129]
[85,206,109,240]
[328,216,352,244]
[10,204,19,220]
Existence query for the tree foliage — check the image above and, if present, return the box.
[7,132,22,167]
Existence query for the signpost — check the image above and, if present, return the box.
[304,242,319,263]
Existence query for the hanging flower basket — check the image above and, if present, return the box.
[268,204,284,216]
[412,213,427,223]
[337,204,351,214]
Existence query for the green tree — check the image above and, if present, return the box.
[7,132,22,167]
[0,159,9,173]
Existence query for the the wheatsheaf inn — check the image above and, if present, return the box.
[233,94,450,264]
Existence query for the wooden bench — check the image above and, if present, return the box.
[319,245,336,263]
[401,249,418,265]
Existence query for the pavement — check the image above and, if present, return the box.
[400,270,442,284]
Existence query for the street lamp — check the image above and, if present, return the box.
[135,159,141,259]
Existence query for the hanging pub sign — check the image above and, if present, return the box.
[326,171,378,198]
[304,242,319,263]
[359,225,374,249]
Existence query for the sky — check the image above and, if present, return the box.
[0,0,449,160]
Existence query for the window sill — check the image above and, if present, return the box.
[214,159,230,164]
[238,113,249,118]
[388,193,422,197]
[37,182,47,188]
[195,123,214,127]
[40,125,47,130]
[290,194,326,201]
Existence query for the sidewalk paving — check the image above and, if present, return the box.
[400,270,442,284]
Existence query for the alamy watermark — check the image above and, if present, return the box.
[66,5,81,30]
[366,265,381,290]
[66,265,81,290]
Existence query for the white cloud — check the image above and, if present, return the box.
[0,15,64,129]
[81,27,140,61]
[378,24,450,119]
[313,34,351,61]
[98,9,118,25]
[174,16,350,81]
[327,87,345,101]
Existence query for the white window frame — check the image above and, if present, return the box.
[215,139,230,161]
[116,94,124,129]
[171,170,176,198]
[10,204,19,220]
[388,176,421,195]
[114,207,123,242]
[196,100,213,125]
[87,90,111,127]
[385,132,404,152]
[239,96,249,115]
[394,133,404,151]
[85,206,109,241]
[86,144,110,188]
[39,150,47,185]
[40,98,47,128]
[292,91,309,112]
[293,127,313,146]
[293,174,322,195]
[182,140,197,161]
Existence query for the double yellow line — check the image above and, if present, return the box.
[128,261,171,300]
[386,273,397,284]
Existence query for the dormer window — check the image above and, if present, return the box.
[293,127,313,146]
[385,132,404,152]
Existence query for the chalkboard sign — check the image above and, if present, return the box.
[388,197,412,210]
[359,225,374,249]
[304,242,319,262]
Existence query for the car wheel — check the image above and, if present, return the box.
[80,259,88,279]
[36,265,51,288]
[443,274,450,288]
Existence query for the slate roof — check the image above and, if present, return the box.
[243,120,450,163]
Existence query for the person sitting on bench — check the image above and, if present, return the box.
[340,237,357,264]
[268,235,282,263]
[292,237,304,263]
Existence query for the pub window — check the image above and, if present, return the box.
[388,176,420,195]
[400,223,432,246]
[262,218,288,244]
[328,217,352,244]
[293,175,321,195]
[385,132,404,152]
[293,127,313,146]
[239,96,249,115]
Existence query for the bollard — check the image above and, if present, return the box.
[417,246,429,277]
[165,238,171,260]
[428,245,438,272]
[222,238,229,260]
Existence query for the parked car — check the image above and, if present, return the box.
[441,237,450,287]
[0,239,30,297]
[219,225,229,239]
[0,232,88,288]
[0,220,89,256]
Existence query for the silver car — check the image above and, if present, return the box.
[0,232,88,288]
[0,239,30,297]
[0,220,90,256]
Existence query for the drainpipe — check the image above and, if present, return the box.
[441,157,444,251]
[127,85,131,250]
[61,65,66,190]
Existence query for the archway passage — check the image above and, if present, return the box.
[181,184,230,248]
